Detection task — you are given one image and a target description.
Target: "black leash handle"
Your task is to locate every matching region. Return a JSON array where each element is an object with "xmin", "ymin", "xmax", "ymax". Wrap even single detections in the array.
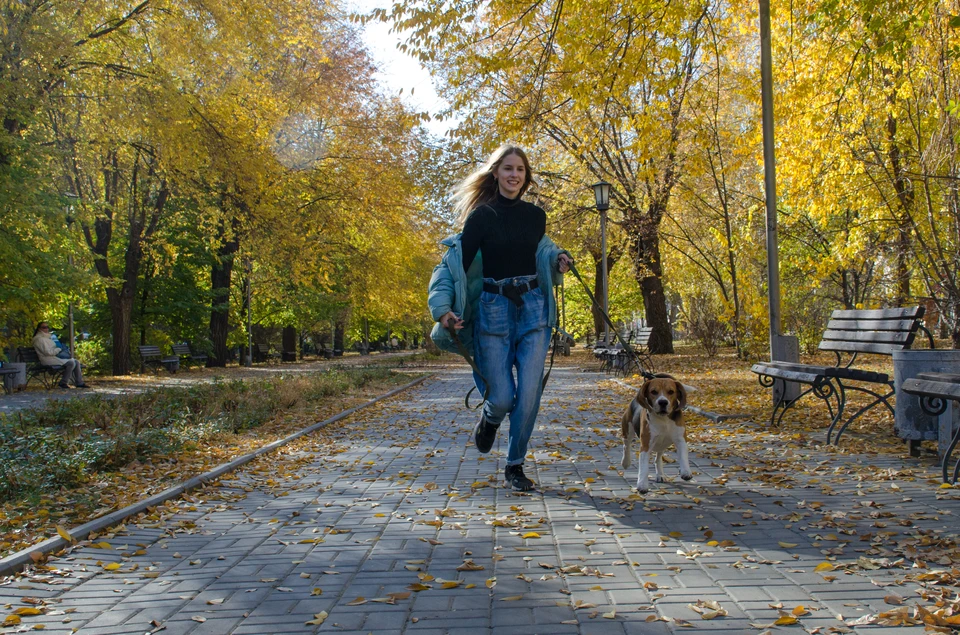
[{"xmin": 566, "ymin": 261, "xmax": 656, "ymax": 380}]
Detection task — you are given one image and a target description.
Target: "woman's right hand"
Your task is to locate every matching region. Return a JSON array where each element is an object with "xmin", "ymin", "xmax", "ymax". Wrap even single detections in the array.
[{"xmin": 440, "ymin": 312, "xmax": 464, "ymax": 331}]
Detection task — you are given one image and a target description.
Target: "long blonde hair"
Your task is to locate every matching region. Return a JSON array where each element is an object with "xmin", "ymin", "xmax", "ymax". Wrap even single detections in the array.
[{"xmin": 451, "ymin": 145, "xmax": 535, "ymax": 228}]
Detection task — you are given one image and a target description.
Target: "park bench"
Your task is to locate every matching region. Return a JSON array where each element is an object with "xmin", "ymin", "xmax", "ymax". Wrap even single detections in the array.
[
  {"xmin": 16, "ymin": 347, "xmax": 67, "ymax": 388},
  {"xmin": 171, "ymin": 343, "xmax": 208, "ymax": 368},
  {"xmin": 254, "ymin": 343, "xmax": 280, "ymax": 363},
  {"xmin": 903, "ymin": 373, "xmax": 960, "ymax": 484},
  {"xmin": 138, "ymin": 345, "xmax": 180, "ymax": 374},
  {"xmin": 593, "ymin": 327, "xmax": 654, "ymax": 377},
  {"xmin": 751, "ymin": 307, "xmax": 932, "ymax": 445}
]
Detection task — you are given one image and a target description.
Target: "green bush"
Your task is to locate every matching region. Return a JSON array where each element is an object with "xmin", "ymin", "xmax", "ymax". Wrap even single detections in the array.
[{"xmin": 0, "ymin": 367, "xmax": 402, "ymax": 503}]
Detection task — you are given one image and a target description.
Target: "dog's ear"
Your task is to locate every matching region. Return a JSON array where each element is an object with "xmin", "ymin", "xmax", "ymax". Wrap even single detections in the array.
[
  {"xmin": 636, "ymin": 381, "xmax": 653, "ymax": 411},
  {"xmin": 674, "ymin": 380, "xmax": 687, "ymax": 415}
]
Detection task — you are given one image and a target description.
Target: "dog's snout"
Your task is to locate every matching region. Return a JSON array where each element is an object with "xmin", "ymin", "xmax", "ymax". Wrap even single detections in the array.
[{"xmin": 656, "ymin": 397, "xmax": 669, "ymax": 409}]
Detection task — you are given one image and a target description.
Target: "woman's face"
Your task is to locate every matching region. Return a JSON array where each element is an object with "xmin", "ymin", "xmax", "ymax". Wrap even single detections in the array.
[{"xmin": 494, "ymin": 153, "xmax": 527, "ymax": 199}]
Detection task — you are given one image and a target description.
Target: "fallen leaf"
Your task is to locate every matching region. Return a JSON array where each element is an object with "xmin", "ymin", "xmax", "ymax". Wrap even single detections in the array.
[{"xmin": 305, "ymin": 611, "xmax": 328, "ymax": 626}]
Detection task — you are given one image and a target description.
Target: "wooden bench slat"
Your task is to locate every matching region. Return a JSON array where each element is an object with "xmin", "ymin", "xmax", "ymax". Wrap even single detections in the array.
[
  {"xmin": 917, "ymin": 372, "xmax": 960, "ymax": 383},
  {"xmin": 751, "ymin": 363, "xmax": 823, "ymax": 383},
  {"xmin": 754, "ymin": 361, "xmax": 888, "ymax": 383},
  {"xmin": 830, "ymin": 307, "xmax": 923, "ymax": 320},
  {"xmin": 819, "ymin": 340, "xmax": 914, "ymax": 356},
  {"xmin": 903, "ymin": 379, "xmax": 960, "ymax": 401},
  {"xmin": 820, "ymin": 329, "xmax": 914, "ymax": 345},
  {"xmin": 826, "ymin": 318, "xmax": 921, "ymax": 332}
]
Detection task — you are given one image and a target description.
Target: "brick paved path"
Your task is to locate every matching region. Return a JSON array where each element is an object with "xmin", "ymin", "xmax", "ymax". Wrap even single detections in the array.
[{"xmin": 2, "ymin": 369, "xmax": 956, "ymax": 634}]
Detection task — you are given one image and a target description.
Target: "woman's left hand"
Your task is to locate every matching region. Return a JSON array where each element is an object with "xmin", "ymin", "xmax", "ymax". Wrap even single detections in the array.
[{"xmin": 557, "ymin": 253, "xmax": 572, "ymax": 273}]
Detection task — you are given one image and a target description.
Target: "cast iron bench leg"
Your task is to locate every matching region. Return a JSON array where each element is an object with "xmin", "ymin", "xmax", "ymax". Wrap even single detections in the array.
[{"xmin": 829, "ymin": 381, "xmax": 895, "ymax": 446}]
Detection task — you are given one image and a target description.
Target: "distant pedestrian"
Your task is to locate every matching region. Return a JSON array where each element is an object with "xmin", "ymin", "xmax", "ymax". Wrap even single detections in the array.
[
  {"xmin": 428, "ymin": 144, "xmax": 571, "ymax": 491},
  {"xmin": 32, "ymin": 322, "xmax": 88, "ymax": 389}
]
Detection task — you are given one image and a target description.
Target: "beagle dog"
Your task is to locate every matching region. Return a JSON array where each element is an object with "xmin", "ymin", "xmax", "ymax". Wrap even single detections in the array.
[{"xmin": 620, "ymin": 374, "xmax": 691, "ymax": 493}]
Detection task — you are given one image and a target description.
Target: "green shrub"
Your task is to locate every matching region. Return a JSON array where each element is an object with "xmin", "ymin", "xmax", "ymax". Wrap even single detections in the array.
[{"xmin": 0, "ymin": 367, "xmax": 405, "ymax": 503}]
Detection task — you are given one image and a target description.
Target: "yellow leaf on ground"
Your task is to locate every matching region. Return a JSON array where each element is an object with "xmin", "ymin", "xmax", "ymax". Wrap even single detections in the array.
[
  {"xmin": 457, "ymin": 560, "xmax": 485, "ymax": 571},
  {"xmin": 774, "ymin": 616, "xmax": 798, "ymax": 625},
  {"xmin": 14, "ymin": 608, "xmax": 42, "ymax": 616},
  {"xmin": 56, "ymin": 526, "xmax": 74, "ymax": 544},
  {"xmin": 305, "ymin": 611, "xmax": 328, "ymax": 626},
  {"xmin": 522, "ymin": 532, "xmax": 541, "ymax": 539},
  {"xmin": 103, "ymin": 563, "xmax": 121, "ymax": 571},
  {"xmin": 778, "ymin": 542, "xmax": 797, "ymax": 548},
  {"xmin": 814, "ymin": 562, "xmax": 834, "ymax": 572}
]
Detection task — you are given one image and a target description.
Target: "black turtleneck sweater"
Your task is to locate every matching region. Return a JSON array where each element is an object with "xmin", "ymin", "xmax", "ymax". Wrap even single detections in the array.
[{"xmin": 461, "ymin": 192, "xmax": 546, "ymax": 281}]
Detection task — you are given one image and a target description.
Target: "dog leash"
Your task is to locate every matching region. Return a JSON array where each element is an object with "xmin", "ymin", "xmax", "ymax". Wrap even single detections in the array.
[
  {"xmin": 446, "ymin": 324, "xmax": 490, "ymax": 409},
  {"xmin": 447, "ymin": 316, "xmax": 562, "ymax": 410},
  {"xmin": 566, "ymin": 260, "xmax": 656, "ymax": 381}
]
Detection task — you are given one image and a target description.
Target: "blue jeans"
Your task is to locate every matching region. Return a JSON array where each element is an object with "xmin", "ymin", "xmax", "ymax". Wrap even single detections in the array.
[{"xmin": 474, "ymin": 275, "xmax": 551, "ymax": 466}]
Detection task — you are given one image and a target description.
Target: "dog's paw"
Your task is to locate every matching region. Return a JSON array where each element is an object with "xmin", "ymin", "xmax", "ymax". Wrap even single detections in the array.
[
  {"xmin": 654, "ymin": 475, "xmax": 666, "ymax": 483},
  {"xmin": 621, "ymin": 455, "xmax": 631, "ymax": 469},
  {"xmin": 636, "ymin": 480, "xmax": 649, "ymax": 493},
  {"xmin": 680, "ymin": 471, "xmax": 693, "ymax": 481}
]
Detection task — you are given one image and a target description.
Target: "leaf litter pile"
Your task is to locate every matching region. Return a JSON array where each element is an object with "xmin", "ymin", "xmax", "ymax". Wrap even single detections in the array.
[{"xmin": 2, "ymin": 345, "xmax": 960, "ymax": 633}]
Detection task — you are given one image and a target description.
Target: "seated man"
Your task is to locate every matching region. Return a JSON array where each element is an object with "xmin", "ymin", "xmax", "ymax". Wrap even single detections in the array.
[{"xmin": 32, "ymin": 322, "xmax": 88, "ymax": 389}]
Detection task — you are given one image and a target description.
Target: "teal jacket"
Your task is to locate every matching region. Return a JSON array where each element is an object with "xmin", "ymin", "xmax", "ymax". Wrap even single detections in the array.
[{"xmin": 427, "ymin": 233, "xmax": 568, "ymax": 354}]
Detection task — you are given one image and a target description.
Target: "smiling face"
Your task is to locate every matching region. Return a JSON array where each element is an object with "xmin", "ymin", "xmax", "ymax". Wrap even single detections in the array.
[{"xmin": 494, "ymin": 152, "xmax": 528, "ymax": 199}]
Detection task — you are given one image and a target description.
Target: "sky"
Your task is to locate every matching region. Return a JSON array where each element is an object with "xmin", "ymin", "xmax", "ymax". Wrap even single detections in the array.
[{"xmin": 351, "ymin": 0, "xmax": 452, "ymax": 136}]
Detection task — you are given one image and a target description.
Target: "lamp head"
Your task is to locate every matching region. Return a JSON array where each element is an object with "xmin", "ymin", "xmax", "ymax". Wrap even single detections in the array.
[{"xmin": 592, "ymin": 181, "xmax": 611, "ymax": 211}]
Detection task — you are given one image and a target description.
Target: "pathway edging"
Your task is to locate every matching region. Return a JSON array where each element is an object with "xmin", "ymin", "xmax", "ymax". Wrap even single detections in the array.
[{"xmin": 0, "ymin": 373, "xmax": 431, "ymax": 578}]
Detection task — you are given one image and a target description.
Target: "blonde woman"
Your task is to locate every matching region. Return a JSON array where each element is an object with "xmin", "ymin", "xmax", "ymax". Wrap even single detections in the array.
[{"xmin": 428, "ymin": 145, "xmax": 571, "ymax": 491}]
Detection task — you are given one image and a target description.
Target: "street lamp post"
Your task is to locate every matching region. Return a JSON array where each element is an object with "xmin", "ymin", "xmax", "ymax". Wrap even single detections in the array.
[
  {"xmin": 592, "ymin": 181, "xmax": 611, "ymax": 345},
  {"xmin": 64, "ymin": 193, "xmax": 79, "ymax": 357},
  {"xmin": 245, "ymin": 258, "xmax": 253, "ymax": 367}
]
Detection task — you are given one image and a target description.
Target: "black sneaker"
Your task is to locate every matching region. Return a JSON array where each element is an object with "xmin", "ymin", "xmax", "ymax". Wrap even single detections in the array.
[
  {"xmin": 505, "ymin": 464, "xmax": 535, "ymax": 492},
  {"xmin": 473, "ymin": 414, "xmax": 499, "ymax": 453}
]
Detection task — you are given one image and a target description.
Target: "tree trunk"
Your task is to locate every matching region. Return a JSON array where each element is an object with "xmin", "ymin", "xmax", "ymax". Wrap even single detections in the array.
[
  {"xmin": 208, "ymin": 225, "xmax": 239, "ymax": 367},
  {"xmin": 953, "ymin": 301, "xmax": 960, "ymax": 349},
  {"xmin": 334, "ymin": 319, "xmax": 345, "ymax": 351},
  {"xmin": 108, "ymin": 286, "xmax": 136, "ymax": 375},
  {"xmin": 633, "ymin": 224, "xmax": 673, "ymax": 354},
  {"xmin": 886, "ymin": 107, "xmax": 913, "ymax": 306},
  {"xmin": 588, "ymin": 245, "xmax": 621, "ymax": 341}
]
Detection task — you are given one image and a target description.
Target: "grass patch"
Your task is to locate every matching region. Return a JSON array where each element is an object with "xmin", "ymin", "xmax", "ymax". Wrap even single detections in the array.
[{"xmin": 0, "ymin": 367, "xmax": 399, "ymax": 504}]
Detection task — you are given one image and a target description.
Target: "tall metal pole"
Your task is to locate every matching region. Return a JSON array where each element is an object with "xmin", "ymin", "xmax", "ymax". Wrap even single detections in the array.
[
  {"xmin": 67, "ymin": 254, "xmax": 76, "ymax": 357},
  {"xmin": 600, "ymin": 209, "xmax": 610, "ymax": 345},
  {"xmin": 759, "ymin": 0, "xmax": 782, "ymax": 346},
  {"xmin": 245, "ymin": 258, "xmax": 253, "ymax": 367}
]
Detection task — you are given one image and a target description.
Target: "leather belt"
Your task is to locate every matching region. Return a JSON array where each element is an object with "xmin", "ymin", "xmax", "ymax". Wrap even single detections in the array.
[{"xmin": 482, "ymin": 279, "xmax": 538, "ymax": 307}]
